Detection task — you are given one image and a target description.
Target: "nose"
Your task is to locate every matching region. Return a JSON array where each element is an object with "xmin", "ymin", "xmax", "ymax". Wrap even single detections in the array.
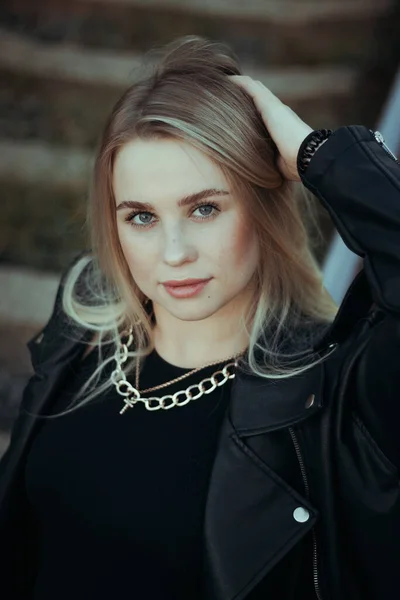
[{"xmin": 162, "ymin": 224, "xmax": 198, "ymax": 267}]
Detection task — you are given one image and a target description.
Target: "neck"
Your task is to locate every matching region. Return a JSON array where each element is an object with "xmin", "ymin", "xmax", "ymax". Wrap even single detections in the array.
[{"xmin": 152, "ymin": 295, "xmax": 253, "ymax": 369}]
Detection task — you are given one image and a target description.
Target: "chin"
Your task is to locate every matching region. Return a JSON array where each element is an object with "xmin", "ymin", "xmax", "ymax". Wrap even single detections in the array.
[{"xmin": 166, "ymin": 302, "xmax": 222, "ymax": 322}]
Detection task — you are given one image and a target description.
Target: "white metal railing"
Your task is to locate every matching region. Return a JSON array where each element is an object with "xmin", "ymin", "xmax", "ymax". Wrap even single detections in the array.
[{"xmin": 322, "ymin": 66, "xmax": 400, "ymax": 304}]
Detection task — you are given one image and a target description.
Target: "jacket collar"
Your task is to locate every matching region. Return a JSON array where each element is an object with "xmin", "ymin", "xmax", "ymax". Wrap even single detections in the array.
[
  {"xmin": 229, "ymin": 268, "xmax": 373, "ymax": 436},
  {"xmin": 230, "ymin": 357, "xmax": 325, "ymax": 436}
]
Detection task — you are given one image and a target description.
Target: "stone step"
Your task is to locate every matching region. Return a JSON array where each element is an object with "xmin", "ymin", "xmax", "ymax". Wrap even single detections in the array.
[
  {"xmin": 0, "ymin": 70, "xmax": 355, "ymax": 148},
  {"xmin": 0, "ymin": 28, "xmax": 359, "ymax": 93},
  {"xmin": 0, "ymin": 138, "xmax": 92, "ymax": 189},
  {"xmin": 0, "ymin": 138, "xmax": 90, "ymax": 271},
  {"xmin": 0, "ymin": 265, "xmax": 60, "ymax": 328},
  {"xmin": 0, "ymin": 30, "xmax": 360, "ymax": 149},
  {"xmin": 2, "ymin": 0, "xmax": 395, "ymax": 66},
  {"xmin": 75, "ymin": 0, "xmax": 394, "ymax": 22},
  {"xmin": 0, "ymin": 29, "xmax": 143, "ymax": 88}
]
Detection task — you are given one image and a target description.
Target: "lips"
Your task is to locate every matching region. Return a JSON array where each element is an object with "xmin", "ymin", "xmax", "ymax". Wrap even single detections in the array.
[
  {"xmin": 162, "ymin": 278, "xmax": 210, "ymax": 287},
  {"xmin": 161, "ymin": 278, "xmax": 212, "ymax": 299}
]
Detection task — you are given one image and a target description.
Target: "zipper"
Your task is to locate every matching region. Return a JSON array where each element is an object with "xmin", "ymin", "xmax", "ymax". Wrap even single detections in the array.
[
  {"xmin": 289, "ymin": 427, "xmax": 323, "ymax": 600},
  {"xmin": 371, "ymin": 130, "xmax": 399, "ymax": 162}
]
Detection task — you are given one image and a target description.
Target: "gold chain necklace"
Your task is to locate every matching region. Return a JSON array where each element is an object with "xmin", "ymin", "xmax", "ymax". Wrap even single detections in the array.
[{"xmin": 111, "ymin": 325, "xmax": 239, "ymax": 414}]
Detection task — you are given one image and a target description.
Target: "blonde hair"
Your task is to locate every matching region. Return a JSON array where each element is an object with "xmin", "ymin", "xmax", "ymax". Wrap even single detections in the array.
[{"xmin": 60, "ymin": 36, "xmax": 338, "ymax": 411}]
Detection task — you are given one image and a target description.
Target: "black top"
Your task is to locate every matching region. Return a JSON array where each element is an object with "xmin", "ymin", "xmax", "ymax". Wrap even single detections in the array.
[{"xmin": 25, "ymin": 345, "xmax": 233, "ymax": 600}]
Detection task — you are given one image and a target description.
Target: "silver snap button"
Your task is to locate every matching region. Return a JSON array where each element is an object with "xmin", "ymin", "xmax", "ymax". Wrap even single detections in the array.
[
  {"xmin": 293, "ymin": 507, "xmax": 310, "ymax": 523},
  {"xmin": 305, "ymin": 394, "xmax": 315, "ymax": 409}
]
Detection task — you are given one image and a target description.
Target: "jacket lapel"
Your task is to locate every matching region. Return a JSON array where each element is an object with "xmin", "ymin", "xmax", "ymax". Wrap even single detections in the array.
[{"xmin": 202, "ymin": 363, "xmax": 325, "ymax": 600}]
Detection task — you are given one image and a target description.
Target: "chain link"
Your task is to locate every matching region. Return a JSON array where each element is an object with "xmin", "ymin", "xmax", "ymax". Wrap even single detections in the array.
[
  {"xmin": 118, "ymin": 361, "xmax": 236, "ymax": 414},
  {"xmin": 112, "ymin": 325, "xmax": 237, "ymax": 414}
]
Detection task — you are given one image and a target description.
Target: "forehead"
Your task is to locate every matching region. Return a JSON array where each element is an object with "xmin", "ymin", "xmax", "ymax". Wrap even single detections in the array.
[{"xmin": 113, "ymin": 138, "xmax": 229, "ymax": 202}]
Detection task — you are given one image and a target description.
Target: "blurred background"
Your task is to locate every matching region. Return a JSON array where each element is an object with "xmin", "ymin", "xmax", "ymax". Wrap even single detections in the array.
[{"xmin": 1, "ymin": 0, "xmax": 399, "ymax": 453}]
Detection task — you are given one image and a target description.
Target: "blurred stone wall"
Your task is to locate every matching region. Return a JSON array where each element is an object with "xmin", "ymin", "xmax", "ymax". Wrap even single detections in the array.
[
  {"xmin": 0, "ymin": 0, "xmax": 399, "ymax": 444},
  {"xmin": 1, "ymin": 0, "xmax": 398, "ymax": 273}
]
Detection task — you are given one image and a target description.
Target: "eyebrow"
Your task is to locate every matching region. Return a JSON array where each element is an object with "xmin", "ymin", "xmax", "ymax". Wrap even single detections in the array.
[{"xmin": 116, "ymin": 188, "xmax": 229, "ymax": 212}]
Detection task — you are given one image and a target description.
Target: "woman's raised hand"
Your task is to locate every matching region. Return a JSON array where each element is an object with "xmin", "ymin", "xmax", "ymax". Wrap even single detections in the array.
[{"xmin": 231, "ymin": 76, "xmax": 313, "ymax": 182}]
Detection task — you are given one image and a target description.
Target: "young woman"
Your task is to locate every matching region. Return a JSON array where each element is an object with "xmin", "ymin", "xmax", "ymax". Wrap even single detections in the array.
[{"xmin": 0, "ymin": 37, "xmax": 399, "ymax": 600}]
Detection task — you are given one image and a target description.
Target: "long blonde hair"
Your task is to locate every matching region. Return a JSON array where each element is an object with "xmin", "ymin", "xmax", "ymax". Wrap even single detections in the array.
[{"xmin": 61, "ymin": 36, "xmax": 338, "ymax": 410}]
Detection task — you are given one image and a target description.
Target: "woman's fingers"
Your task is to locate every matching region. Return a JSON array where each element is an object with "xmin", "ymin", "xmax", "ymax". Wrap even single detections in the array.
[{"xmin": 230, "ymin": 75, "xmax": 313, "ymax": 181}]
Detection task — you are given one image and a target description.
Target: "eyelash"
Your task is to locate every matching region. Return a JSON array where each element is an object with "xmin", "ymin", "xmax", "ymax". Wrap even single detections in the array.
[{"xmin": 124, "ymin": 202, "xmax": 221, "ymax": 229}]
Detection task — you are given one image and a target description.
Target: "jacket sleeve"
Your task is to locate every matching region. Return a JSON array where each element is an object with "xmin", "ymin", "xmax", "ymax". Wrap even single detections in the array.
[
  {"xmin": 301, "ymin": 125, "xmax": 400, "ymax": 467},
  {"xmin": 0, "ymin": 249, "xmax": 91, "ymax": 475},
  {"xmin": 0, "ymin": 251, "xmax": 92, "ymax": 597}
]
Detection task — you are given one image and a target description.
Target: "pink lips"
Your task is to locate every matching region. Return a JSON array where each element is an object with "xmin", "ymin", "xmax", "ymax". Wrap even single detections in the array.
[{"xmin": 162, "ymin": 278, "xmax": 212, "ymax": 299}]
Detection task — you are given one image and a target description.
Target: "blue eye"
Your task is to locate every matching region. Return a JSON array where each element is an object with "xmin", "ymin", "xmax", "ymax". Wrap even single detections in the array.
[
  {"xmin": 135, "ymin": 213, "xmax": 154, "ymax": 224},
  {"xmin": 196, "ymin": 205, "xmax": 213, "ymax": 216},
  {"xmin": 125, "ymin": 211, "xmax": 155, "ymax": 227},
  {"xmin": 192, "ymin": 203, "xmax": 219, "ymax": 219}
]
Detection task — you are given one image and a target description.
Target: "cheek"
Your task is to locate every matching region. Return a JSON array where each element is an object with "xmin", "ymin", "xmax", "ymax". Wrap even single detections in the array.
[
  {"xmin": 118, "ymin": 227, "xmax": 156, "ymax": 282},
  {"xmin": 214, "ymin": 218, "xmax": 258, "ymax": 274}
]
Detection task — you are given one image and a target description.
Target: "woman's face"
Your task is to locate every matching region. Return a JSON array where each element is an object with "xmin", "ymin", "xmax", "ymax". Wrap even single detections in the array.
[{"xmin": 114, "ymin": 138, "xmax": 259, "ymax": 323}]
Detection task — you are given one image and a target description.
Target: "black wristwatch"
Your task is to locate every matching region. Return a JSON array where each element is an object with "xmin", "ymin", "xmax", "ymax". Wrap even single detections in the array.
[
  {"xmin": 297, "ymin": 129, "xmax": 333, "ymax": 175},
  {"xmin": 297, "ymin": 127, "xmax": 399, "ymax": 176}
]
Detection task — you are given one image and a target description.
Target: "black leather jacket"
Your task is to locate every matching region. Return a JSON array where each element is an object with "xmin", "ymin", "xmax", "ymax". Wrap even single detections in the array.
[{"xmin": 0, "ymin": 126, "xmax": 399, "ymax": 600}]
